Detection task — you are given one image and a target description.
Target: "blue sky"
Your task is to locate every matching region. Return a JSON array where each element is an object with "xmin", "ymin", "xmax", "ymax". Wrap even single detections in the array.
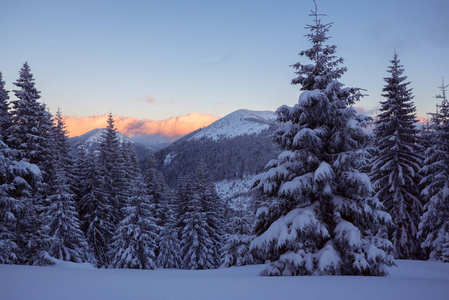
[{"xmin": 1, "ymin": 0, "xmax": 448, "ymax": 127}]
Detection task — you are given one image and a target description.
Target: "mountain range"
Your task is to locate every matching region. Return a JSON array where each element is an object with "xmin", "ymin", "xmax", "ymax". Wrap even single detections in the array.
[
  {"xmin": 69, "ymin": 109, "xmax": 281, "ymax": 186},
  {"xmin": 68, "ymin": 128, "xmax": 153, "ymax": 163}
]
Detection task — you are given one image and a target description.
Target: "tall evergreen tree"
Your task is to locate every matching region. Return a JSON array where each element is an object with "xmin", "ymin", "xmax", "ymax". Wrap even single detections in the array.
[
  {"xmin": 52, "ymin": 109, "xmax": 76, "ymax": 182},
  {"xmin": 145, "ymin": 152, "xmax": 168, "ymax": 228},
  {"xmin": 73, "ymin": 146, "xmax": 89, "ymax": 204},
  {"xmin": 0, "ymin": 72, "xmax": 10, "ymax": 136},
  {"xmin": 222, "ymin": 204, "xmax": 255, "ymax": 268},
  {"xmin": 0, "ymin": 138, "xmax": 41, "ymax": 264},
  {"xmin": 109, "ymin": 180, "xmax": 158, "ymax": 269},
  {"xmin": 419, "ymin": 79, "xmax": 449, "ymax": 262},
  {"xmin": 6, "ymin": 63, "xmax": 52, "ymax": 168},
  {"xmin": 79, "ymin": 154, "xmax": 113, "ymax": 267},
  {"xmin": 6, "ymin": 63, "xmax": 54, "ymax": 265},
  {"xmin": 250, "ymin": 2, "xmax": 394, "ymax": 276},
  {"xmin": 180, "ymin": 185, "xmax": 214, "ymax": 270},
  {"xmin": 109, "ymin": 143, "xmax": 159, "ymax": 269},
  {"xmin": 45, "ymin": 110, "xmax": 89, "ymax": 262},
  {"xmin": 370, "ymin": 53, "xmax": 423, "ymax": 259},
  {"xmin": 177, "ymin": 175, "xmax": 215, "ymax": 269},
  {"xmin": 194, "ymin": 162, "xmax": 224, "ymax": 267},
  {"xmin": 98, "ymin": 113, "xmax": 125, "ymax": 227},
  {"xmin": 45, "ymin": 163, "xmax": 90, "ymax": 262},
  {"xmin": 156, "ymin": 204, "xmax": 182, "ymax": 269}
]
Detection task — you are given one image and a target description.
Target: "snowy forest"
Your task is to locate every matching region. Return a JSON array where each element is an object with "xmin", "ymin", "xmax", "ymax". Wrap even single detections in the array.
[{"xmin": 1, "ymin": 3, "xmax": 449, "ymax": 277}]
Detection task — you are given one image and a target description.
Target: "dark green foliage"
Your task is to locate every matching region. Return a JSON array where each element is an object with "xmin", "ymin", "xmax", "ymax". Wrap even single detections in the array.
[
  {"xmin": 371, "ymin": 53, "xmax": 423, "ymax": 259},
  {"xmin": 0, "ymin": 72, "xmax": 10, "ymax": 136},
  {"xmin": 251, "ymin": 4, "xmax": 394, "ymax": 276},
  {"xmin": 79, "ymin": 155, "xmax": 113, "ymax": 267},
  {"xmin": 419, "ymin": 79, "xmax": 449, "ymax": 262},
  {"xmin": 156, "ymin": 129, "xmax": 280, "ymax": 187}
]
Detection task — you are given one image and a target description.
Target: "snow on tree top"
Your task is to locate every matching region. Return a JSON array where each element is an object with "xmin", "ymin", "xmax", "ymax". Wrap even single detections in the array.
[{"xmin": 188, "ymin": 109, "xmax": 276, "ymax": 142}]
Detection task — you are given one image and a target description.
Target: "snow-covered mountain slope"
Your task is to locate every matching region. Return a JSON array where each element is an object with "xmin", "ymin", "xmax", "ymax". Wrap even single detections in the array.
[
  {"xmin": 189, "ymin": 109, "xmax": 276, "ymax": 141},
  {"xmin": 69, "ymin": 128, "xmax": 133, "ymax": 150},
  {"xmin": 215, "ymin": 177, "xmax": 253, "ymax": 211},
  {"xmin": 68, "ymin": 128, "xmax": 153, "ymax": 163},
  {"xmin": 155, "ymin": 109, "xmax": 280, "ymax": 187}
]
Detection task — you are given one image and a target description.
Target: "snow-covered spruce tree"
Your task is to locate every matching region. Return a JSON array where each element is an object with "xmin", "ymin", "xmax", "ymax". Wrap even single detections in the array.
[
  {"xmin": 194, "ymin": 162, "xmax": 224, "ymax": 267},
  {"xmin": 73, "ymin": 146, "xmax": 90, "ymax": 204},
  {"xmin": 250, "ymin": 3, "xmax": 394, "ymax": 276},
  {"xmin": 44, "ymin": 110, "xmax": 89, "ymax": 263},
  {"xmin": 6, "ymin": 63, "xmax": 54, "ymax": 266},
  {"xmin": 178, "ymin": 175, "xmax": 215, "ymax": 269},
  {"xmin": 0, "ymin": 136, "xmax": 42, "ymax": 264},
  {"xmin": 222, "ymin": 204, "xmax": 255, "ymax": 268},
  {"xmin": 145, "ymin": 152, "xmax": 169, "ymax": 228},
  {"xmin": 6, "ymin": 63, "xmax": 53, "ymax": 172},
  {"xmin": 52, "ymin": 109, "xmax": 77, "ymax": 186},
  {"xmin": 370, "ymin": 52, "xmax": 423, "ymax": 259},
  {"xmin": 79, "ymin": 154, "xmax": 113, "ymax": 267},
  {"xmin": 109, "ymin": 142, "xmax": 158, "ymax": 269},
  {"xmin": 156, "ymin": 204, "xmax": 182, "ymax": 269},
  {"xmin": 418, "ymin": 79, "xmax": 449, "ymax": 262},
  {"xmin": 0, "ymin": 72, "xmax": 10, "ymax": 136},
  {"xmin": 109, "ymin": 178, "xmax": 159, "ymax": 269},
  {"xmin": 98, "ymin": 113, "xmax": 126, "ymax": 227},
  {"xmin": 45, "ymin": 163, "xmax": 90, "ymax": 262}
]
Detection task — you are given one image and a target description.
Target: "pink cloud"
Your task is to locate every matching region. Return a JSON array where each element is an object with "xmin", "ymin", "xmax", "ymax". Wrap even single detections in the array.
[
  {"xmin": 146, "ymin": 96, "xmax": 156, "ymax": 104},
  {"xmin": 62, "ymin": 113, "xmax": 219, "ymax": 138}
]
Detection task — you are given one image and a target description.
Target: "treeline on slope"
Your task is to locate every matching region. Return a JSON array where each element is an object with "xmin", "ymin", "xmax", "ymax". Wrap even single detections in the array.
[
  {"xmin": 0, "ymin": 63, "xmax": 255, "ymax": 269},
  {"xmin": 155, "ymin": 131, "xmax": 281, "ymax": 187}
]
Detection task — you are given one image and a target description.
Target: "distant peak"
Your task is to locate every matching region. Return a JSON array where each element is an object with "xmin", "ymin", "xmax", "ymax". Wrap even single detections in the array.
[{"xmin": 188, "ymin": 109, "xmax": 276, "ymax": 141}]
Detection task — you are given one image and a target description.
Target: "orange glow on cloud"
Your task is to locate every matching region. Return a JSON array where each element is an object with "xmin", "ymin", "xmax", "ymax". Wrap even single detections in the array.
[{"xmin": 62, "ymin": 113, "xmax": 219, "ymax": 138}]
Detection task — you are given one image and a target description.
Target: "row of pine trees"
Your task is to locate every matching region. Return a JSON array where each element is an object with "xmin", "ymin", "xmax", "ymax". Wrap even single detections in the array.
[
  {"xmin": 1, "ymin": 2, "xmax": 448, "ymax": 276},
  {"xmin": 0, "ymin": 63, "xmax": 231, "ymax": 269}
]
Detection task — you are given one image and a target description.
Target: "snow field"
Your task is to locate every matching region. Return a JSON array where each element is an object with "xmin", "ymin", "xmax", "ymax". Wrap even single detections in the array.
[{"xmin": 1, "ymin": 260, "xmax": 449, "ymax": 300}]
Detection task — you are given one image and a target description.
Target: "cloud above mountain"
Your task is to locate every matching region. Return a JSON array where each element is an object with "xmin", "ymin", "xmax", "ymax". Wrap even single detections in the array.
[{"xmin": 62, "ymin": 113, "xmax": 219, "ymax": 140}]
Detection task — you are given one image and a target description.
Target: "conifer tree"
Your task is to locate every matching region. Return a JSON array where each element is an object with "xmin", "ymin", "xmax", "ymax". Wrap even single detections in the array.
[
  {"xmin": 0, "ymin": 137, "xmax": 41, "ymax": 264},
  {"xmin": 222, "ymin": 204, "xmax": 255, "ymax": 268},
  {"xmin": 145, "ymin": 152, "xmax": 168, "ymax": 227},
  {"xmin": 52, "ymin": 109, "xmax": 76, "ymax": 182},
  {"xmin": 79, "ymin": 154, "xmax": 113, "ymax": 267},
  {"xmin": 419, "ymin": 79, "xmax": 449, "ymax": 262},
  {"xmin": 6, "ymin": 63, "xmax": 53, "ymax": 169},
  {"xmin": 73, "ymin": 146, "xmax": 89, "ymax": 204},
  {"xmin": 98, "ymin": 113, "xmax": 125, "ymax": 227},
  {"xmin": 45, "ymin": 163, "xmax": 90, "ymax": 262},
  {"xmin": 109, "ymin": 143, "xmax": 159, "ymax": 269},
  {"xmin": 156, "ymin": 204, "xmax": 182, "ymax": 269},
  {"xmin": 194, "ymin": 162, "xmax": 224, "ymax": 267},
  {"xmin": 250, "ymin": 2, "xmax": 394, "ymax": 276},
  {"xmin": 6, "ymin": 63, "xmax": 54, "ymax": 265},
  {"xmin": 370, "ymin": 53, "xmax": 423, "ymax": 259},
  {"xmin": 109, "ymin": 179, "xmax": 158, "ymax": 269},
  {"xmin": 0, "ymin": 72, "xmax": 10, "ymax": 136},
  {"xmin": 177, "ymin": 176, "xmax": 215, "ymax": 269},
  {"xmin": 45, "ymin": 110, "xmax": 89, "ymax": 262},
  {"xmin": 180, "ymin": 190, "xmax": 214, "ymax": 269}
]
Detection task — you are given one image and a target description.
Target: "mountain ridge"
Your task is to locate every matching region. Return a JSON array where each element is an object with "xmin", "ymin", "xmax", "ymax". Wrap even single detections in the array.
[{"xmin": 155, "ymin": 109, "xmax": 280, "ymax": 187}]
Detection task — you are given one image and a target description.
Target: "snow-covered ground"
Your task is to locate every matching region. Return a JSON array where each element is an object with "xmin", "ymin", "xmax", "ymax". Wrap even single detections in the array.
[
  {"xmin": 215, "ymin": 177, "xmax": 253, "ymax": 210},
  {"xmin": 1, "ymin": 260, "xmax": 448, "ymax": 300}
]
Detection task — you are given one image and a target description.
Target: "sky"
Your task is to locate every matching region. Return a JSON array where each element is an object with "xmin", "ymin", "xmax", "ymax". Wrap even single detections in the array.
[{"xmin": 1, "ymin": 0, "xmax": 448, "ymax": 137}]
